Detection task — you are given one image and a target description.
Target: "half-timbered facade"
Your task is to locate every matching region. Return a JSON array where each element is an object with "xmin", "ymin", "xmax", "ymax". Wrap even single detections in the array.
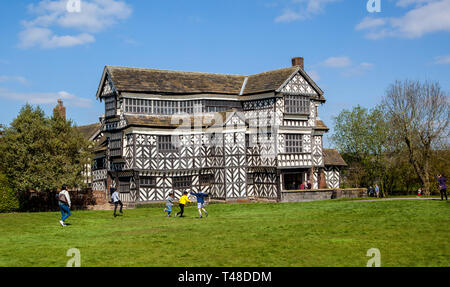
[{"xmin": 89, "ymin": 57, "xmax": 346, "ymax": 203}]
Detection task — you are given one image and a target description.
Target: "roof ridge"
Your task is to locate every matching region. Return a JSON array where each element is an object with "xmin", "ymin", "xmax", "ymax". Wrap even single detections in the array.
[
  {"xmin": 106, "ymin": 65, "xmax": 246, "ymax": 78},
  {"xmin": 106, "ymin": 65, "xmax": 299, "ymax": 78},
  {"xmin": 247, "ymin": 66, "xmax": 298, "ymax": 77}
]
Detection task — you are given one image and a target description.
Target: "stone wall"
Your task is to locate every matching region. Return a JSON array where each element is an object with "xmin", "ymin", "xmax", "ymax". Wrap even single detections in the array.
[
  {"xmin": 280, "ymin": 188, "xmax": 367, "ymax": 203},
  {"xmin": 92, "ymin": 190, "xmax": 108, "ymax": 205}
]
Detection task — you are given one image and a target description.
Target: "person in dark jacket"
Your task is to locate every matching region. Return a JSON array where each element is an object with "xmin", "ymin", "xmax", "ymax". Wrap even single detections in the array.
[{"xmin": 437, "ymin": 174, "xmax": 447, "ymax": 201}]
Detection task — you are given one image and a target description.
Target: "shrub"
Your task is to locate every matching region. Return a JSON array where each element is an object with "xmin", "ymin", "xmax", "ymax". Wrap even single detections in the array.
[{"xmin": 0, "ymin": 174, "xmax": 19, "ymax": 213}]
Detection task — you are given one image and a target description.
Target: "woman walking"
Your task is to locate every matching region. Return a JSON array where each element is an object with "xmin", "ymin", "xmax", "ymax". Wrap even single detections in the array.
[
  {"xmin": 437, "ymin": 174, "xmax": 447, "ymax": 201},
  {"xmin": 58, "ymin": 185, "xmax": 71, "ymax": 227}
]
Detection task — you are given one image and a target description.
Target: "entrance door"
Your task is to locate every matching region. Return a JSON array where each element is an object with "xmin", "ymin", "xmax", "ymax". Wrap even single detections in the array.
[{"xmin": 283, "ymin": 173, "xmax": 304, "ymax": 190}]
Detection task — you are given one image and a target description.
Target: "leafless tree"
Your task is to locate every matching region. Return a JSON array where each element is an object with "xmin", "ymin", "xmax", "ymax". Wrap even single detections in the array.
[{"xmin": 383, "ymin": 80, "xmax": 450, "ymax": 195}]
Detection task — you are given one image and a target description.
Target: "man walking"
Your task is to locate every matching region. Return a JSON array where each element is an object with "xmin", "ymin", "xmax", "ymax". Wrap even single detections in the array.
[
  {"xmin": 58, "ymin": 185, "xmax": 71, "ymax": 227},
  {"xmin": 111, "ymin": 187, "xmax": 123, "ymax": 217}
]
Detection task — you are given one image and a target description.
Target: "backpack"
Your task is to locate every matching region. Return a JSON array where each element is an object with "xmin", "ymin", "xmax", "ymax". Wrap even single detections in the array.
[{"xmin": 58, "ymin": 192, "xmax": 68, "ymax": 204}]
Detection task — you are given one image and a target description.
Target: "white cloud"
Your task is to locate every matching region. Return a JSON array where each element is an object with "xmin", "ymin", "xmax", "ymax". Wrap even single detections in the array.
[
  {"xmin": 19, "ymin": 27, "xmax": 95, "ymax": 49},
  {"xmin": 396, "ymin": 0, "xmax": 436, "ymax": 7},
  {"xmin": 19, "ymin": 0, "xmax": 132, "ymax": 49},
  {"xmin": 434, "ymin": 55, "xmax": 450, "ymax": 65},
  {"xmin": 275, "ymin": 9, "xmax": 302, "ymax": 23},
  {"xmin": 356, "ymin": 0, "xmax": 450, "ymax": 39},
  {"xmin": 0, "ymin": 88, "xmax": 92, "ymax": 108},
  {"xmin": 341, "ymin": 62, "xmax": 374, "ymax": 77},
  {"xmin": 320, "ymin": 57, "xmax": 373, "ymax": 77},
  {"xmin": 322, "ymin": 56, "xmax": 352, "ymax": 68},
  {"xmin": 274, "ymin": 0, "xmax": 340, "ymax": 23},
  {"xmin": 355, "ymin": 17, "xmax": 387, "ymax": 30},
  {"xmin": 0, "ymin": 76, "xmax": 28, "ymax": 85},
  {"xmin": 307, "ymin": 70, "xmax": 320, "ymax": 82}
]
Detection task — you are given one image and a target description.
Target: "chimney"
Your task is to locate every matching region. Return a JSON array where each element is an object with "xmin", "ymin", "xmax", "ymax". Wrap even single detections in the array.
[
  {"xmin": 292, "ymin": 57, "xmax": 304, "ymax": 69},
  {"xmin": 53, "ymin": 99, "xmax": 66, "ymax": 120}
]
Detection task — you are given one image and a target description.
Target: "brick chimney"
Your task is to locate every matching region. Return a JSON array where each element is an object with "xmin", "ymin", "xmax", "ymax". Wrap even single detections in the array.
[
  {"xmin": 292, "ymin": 57, "xmax": 304, "ymax": 69},
  {"xmin": 53, "ymin": 99, "xmax": 66, "ymax": 120}
]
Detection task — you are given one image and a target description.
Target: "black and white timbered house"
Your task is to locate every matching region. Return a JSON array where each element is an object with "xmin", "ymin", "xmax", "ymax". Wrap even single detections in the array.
[{"xmin": 89, "ymin": 57, "xmax": 347, "ymax": 203}]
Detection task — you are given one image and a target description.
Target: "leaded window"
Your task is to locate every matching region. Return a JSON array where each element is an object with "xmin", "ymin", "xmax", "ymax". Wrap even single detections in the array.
[
  {"xmin": 109, "ymin": 133, "xmax": 122, "ymax": 157},
  {"xmin": 124, "ymin": 98, "xmax": 151, "ymax": 114},
  {"xmin": 105, "ymin": 96, "xmax": 117, "ymax": 117},
  {"xmin": 285, "ymin": 95, "xmax": 310, "ymax": 114},
  {"xmin": 158, "ymin": 135, "xmax": 177, "ymax": 153},
  {"xmin": 285, "ymin": 134, "xmax": 303, "ymax": 154},
  {"xmin": 140, "ymin": 177, "xmax": 156, "ymax": 188},
  {"xmin": 200, "ymin": 174, "xmax": 214, "ymax": 186},
  {"xmin": 205, "ymin": 100, "xmax": 241, "ymax": 113},
  {"xmin": 173, "ymin": 176, "xmax": 192, "ymax": 189},
  {"xmin": 247, "ymin": 173, "xmax": 254, "ymax": 185},
  {"xmin": 119, "ymin": 178, "xmax": 130, "ymax": 193}
]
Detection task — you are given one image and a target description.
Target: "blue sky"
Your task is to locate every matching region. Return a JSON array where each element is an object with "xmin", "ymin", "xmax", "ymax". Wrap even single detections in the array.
[{"xmin": 0, "ymin": 0, "xmax": 449, "ymax": 147}]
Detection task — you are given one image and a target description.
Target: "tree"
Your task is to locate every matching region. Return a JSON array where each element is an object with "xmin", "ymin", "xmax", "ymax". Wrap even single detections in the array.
[
  {"xmin": 382, "ymin": 80, "xmax": 450, "ymax": 195},
  {"xmin": 330, "ymin": 105, "xmax": 391, "ymax": 195},
  {"xmin": 0, "ymin": 173, "xmax": 19, "ymax": 213},
  {"xmin": 0, "ymin": 104, "xmax": 92, "ymax": 196}
]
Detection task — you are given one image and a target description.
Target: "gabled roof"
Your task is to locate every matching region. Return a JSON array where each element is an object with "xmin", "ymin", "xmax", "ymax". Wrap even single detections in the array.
[
  {"xmin": 77, "ymin": 123, "xmax": 101, "ymax": 141},
  {"xmin": 244, "ymin": 67, "xmax": 298, "ymax": 95},
  {"xmin": 323, "ymin": 149, "xmax": 347, "ymax": 167},
  {"xmin": 97, "ymin": 64, "xmax": 324, "ymax": 99}
]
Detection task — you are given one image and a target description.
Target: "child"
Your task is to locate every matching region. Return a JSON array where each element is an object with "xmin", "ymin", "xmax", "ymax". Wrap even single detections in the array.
[
  {"xmin": 111, "ymin": 187, "xmax": 123, "ymax": 217},
  {"xmin": 175, "ymin": 191, "xmax": 192, "ymax": 218},
  {"xmin": 164, "ymin": 193, "xmax": 175, "ymax": 217},
  {"xmin": 190, "ymin": 192, "xmax": 209, "ymax": 218}
]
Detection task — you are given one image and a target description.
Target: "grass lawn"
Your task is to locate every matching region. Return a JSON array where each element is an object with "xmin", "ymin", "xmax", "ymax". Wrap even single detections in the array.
[{"xmin": 0, "ymin": 199, "xmax": 449, "ymax": 267}]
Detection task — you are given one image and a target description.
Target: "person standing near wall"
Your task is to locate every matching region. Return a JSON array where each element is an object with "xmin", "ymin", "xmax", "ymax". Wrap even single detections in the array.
[
  {"xmin": 57, "ymin": 185, "xmax": 71, "ymax": 227},
  {"xmin": 437, "ymin": 174, "xmax": 447, "ymax": 201}
]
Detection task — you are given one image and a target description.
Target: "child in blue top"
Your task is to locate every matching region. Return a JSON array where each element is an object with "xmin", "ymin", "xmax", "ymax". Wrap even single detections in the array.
[
  {"xmin": 190, "ymin": 192, "xmax": 209, "ymax": 218},
  {"xmin": 164, "ymin": 193, "xmax": 175, "ymax": 217}
]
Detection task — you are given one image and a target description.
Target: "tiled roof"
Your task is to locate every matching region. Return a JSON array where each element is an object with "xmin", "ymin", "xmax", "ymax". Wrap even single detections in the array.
[
  {"xmin": 77, "ymin": 123, "xmax": 101, "ymax": 140},
  {"xmin": 315, "ymin": 120, "xmax": 329, "ymax": 131},
  {"xmin": 243, "ymin": 67, "xmax": 298, "ymax": 95},
  {"xmin": 125, "ymin": 110, "xmax": 238, "ymax": 129},
  {"xmin": 107, "ymin": 66, "xmax": 246, "ymax": 95},
  {"xmin": 323, "ymin": 149, "xmax": 347, "ymax": 166},
  {"xmin": 104, "ymin": 66, "xmax": 316, "ymax": 97}
]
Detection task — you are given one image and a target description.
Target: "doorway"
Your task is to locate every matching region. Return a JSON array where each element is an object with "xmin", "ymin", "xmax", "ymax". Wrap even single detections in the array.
[{"xmin": 283, "ymin": 172, "xmax": 307, "ymax": 190}]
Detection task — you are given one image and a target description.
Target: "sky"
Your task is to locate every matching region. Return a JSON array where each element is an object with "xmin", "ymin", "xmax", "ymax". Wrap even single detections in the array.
[{"xmin": 0, "ymin": 0, "xmax": 449, "ymax": 148}]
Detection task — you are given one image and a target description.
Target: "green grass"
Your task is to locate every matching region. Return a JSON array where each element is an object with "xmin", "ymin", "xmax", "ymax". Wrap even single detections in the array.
[{"xmin": 0, "ymin": 199, "xmax": 449, "ymax": 267}]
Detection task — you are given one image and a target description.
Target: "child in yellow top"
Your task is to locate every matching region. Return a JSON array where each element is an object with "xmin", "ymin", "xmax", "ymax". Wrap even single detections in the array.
[{"xmin": 175, "ymin": 192, "xmax": 192, "ymax": 218}]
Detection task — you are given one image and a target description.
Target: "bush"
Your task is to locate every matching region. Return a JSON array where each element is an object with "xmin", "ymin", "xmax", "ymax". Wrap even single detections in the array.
[{"xmin": 0, "ymin": 174, "xmax": 19, "ymax": 213}]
